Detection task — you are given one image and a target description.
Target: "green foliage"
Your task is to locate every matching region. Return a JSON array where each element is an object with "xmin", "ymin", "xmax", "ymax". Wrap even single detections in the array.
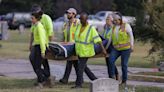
[
  {"xmin": 0, "ymin": 0, "xmax": 114, "ymax": 19},
  {"xmin": 114, "ymin": 0, "xmax": 143, "ymax": 16},
  {"xmin": 135, "ymin": 0, "xmax": 164, "ymax": 58}
]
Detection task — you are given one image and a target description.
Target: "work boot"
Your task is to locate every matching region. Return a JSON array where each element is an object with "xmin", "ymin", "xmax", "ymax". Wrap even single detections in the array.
[
  {"xmin": 44, "ymin": 76, "xmax": 55, "ymax": 88},
  {"xmin": 120, "ymin": 80, "xmax": 127, "ymax": 86},
  {"xmin": 109, "ymin": 76, "xmax": 116, "ymax": 80},
  {"xmin": 59, "ymin": 78, "xmax": 68, "ymax": 84},
  {"xmin": 35, "ymin": 82, "xmax": 44, "ymax": 89},
  {"xmin": 116, "ymin": 74, "xmax": 120, "ymax": 80}
]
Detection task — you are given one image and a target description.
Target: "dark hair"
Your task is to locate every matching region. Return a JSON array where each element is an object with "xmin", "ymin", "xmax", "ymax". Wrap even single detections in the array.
[
  {"xmin": 31, "ymin": 4, "xmax": 43, "ymax": 15},
  {"xmin": 80, "ymin": 11, "xmax": 88, "ymax": 19},
  {"xmin": 115, "ymin": 12, "xmax": 123, "ymax": 24},
  {"xmin": 80, "ymin": 11, "xmax": 89, "ymax": 16},
  {"xmin": 31, "ymin": 13, "xmax": 42, "ymax": 21}
]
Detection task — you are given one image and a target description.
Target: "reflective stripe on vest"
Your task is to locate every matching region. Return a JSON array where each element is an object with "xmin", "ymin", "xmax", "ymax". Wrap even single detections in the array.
[
  {"xmin": 75, "ymin": 26, "xmax": 93, "ymax": 44},
  {"xmin": 114, "ymin": 42, "xmax": 130, "ymax": 50}
]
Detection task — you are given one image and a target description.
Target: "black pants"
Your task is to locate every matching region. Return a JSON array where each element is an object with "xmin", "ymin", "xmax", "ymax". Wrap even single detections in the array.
[
  {"xmin": 62, "ymin": 60, "xmax": 97, "ymax": 81},
  {"xmin": 62, "ymin": 60, "xmax": 78, "ymax": 80},
  {"xmin": 75, "ymin": 57, "xmax": 97, "ymax": 86},
  {"xmin": 29, "ymin": 45, "xmax": 50, "ymax": 83}
]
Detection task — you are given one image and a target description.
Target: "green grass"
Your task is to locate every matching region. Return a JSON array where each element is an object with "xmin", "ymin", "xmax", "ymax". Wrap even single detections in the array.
[
  {"xmin": 0, "ymin": 30, "xmax": 160, "ymax": 68},
  {"xmin": 136, "ymin": 72, "xmax": 164, "ymax": 76},
  {"xmin": 119, "ymin": 85, "xmax": 164, "ymax": 92},
  {"xmin": 134, "ymin": 86, "xmax": 164, "ymax": 92},
  {"xmin": 0, "ymin": 30, "xmax": 29, "ymax": 59},
  {"xmin": 0, "ymin": 77, "xmax": 163, "ymax": 92},
  {"xmin": 0, "ymin": 77, "xmax": 89, "ymax": 92}
]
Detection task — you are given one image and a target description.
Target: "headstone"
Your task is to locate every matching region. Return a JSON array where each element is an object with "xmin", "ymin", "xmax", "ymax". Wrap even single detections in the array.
[
  {"xmin": 90, "ymin": 78, "xmax": 119, "ymax": 92},
  {"xmin": 159, "ymin": 61, "xmax": 164, "ymax": 71},
  {"xmin": 0, "ymin": 21, "xmax": 9, "ymax": 40},
  {"xmin": 18, "ymin": 24, "xmax": 25, "ymax": 34}
]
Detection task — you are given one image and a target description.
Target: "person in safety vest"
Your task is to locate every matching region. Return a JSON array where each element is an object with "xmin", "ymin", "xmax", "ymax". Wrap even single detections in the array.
[
  {"xmin": 60, "ymin": 8, "xmax": 99, "ymax": 84},
  {"xmin": 107, "ymin": 12, "xmax": 134, "ymax": 85},
  {"xmin": 72, "ymin": 12, "xmax": 107, "ymax": 88},
  {"xmin": 29, "ymin": 4, "xmax": 54, "ymax": 88},
  {"xmin": 59, "ymin": 8, "xmax": 80, "ymax": 84},
  {"xmin": 29, "ymin": 12, "xmax": 48, "ymax": 88},
  {"xmin": 102, "ymin": 14, "xmax": 119, "ymax": 80}
]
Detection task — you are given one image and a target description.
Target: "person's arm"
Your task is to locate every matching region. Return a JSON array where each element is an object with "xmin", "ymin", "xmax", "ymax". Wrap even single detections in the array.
[
  {"xmin": 92, "ymin": 26, "xmax": 107, "ymax": 56},
  {"xmin": 99, "ymin": 42, "xmax": 107, "ymax": 56},
  {"xmin": 126, "ymin": 24, "xmax": 134, "ymax": 52},
  {"xmin": 29, "ymin": 32, "xmax": 33, "ymax": 51},
  {"xmin": 105, "ymin": 36, "xmax": 112, "ymax": 49},
  {"xmin": 38, "ymin": 26, "xmax": 46, "ymax": 58},
  {"xmin": 45, "ymin": 15, "xmax": 54, "ymax": 41}
]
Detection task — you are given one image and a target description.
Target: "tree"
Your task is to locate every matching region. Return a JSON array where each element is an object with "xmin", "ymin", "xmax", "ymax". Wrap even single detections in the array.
[
  {"xmin": 0, "ymin": 0, "xmax": 55, "ymax": 18},
  {"xmin": 136, "ymin": 0, "xmax": 164, "ymax": 58},
  {"xmin": 114, "ymin": 0, "xmax": 143, "ymax": 16}
]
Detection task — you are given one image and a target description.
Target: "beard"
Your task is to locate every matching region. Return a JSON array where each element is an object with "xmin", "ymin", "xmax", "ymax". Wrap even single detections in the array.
[{"xmin": 67, "ymin": 16, "xmax": 73, "ymax": 20}]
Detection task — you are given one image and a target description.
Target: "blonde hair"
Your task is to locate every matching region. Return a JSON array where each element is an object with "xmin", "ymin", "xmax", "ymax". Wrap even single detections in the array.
[{"xmin": 106, "ymin": 14, "xmax": 113, "ymax": 21}]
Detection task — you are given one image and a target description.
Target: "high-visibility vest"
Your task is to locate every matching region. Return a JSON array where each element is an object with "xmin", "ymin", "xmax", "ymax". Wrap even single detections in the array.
[
  {"xmin": 75, "ymin": 24, "xmax": 102, "ymax": 57},
  {"xmin": 63, "ymin": 19, "xmax": 79, "ymax": 42},
  {"xmin": 112, "ymin": 23, "xmax": 131, "ymax": 50},
  {"xmin": 102, "ymin": 26, "xmax": 112, "ymax": 39}
]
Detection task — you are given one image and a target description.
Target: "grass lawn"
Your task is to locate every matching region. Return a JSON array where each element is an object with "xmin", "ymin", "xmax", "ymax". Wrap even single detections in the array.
[
  {"xmin": 0, "ymin": 77, "xmax": 89, "ymax": 92},
  {"xmin": 0, "ymin": 30, "xmax": 159, "ymax": 68},
  {"xmin": 136, "ymin": 72, "xmax": 164, "ymax": 76},
  {"xmin": 0, "ymin": 30, "xmax": 30, "ymax": 59},
  {"xmin": 0, "ymin": 77, "xmax": 163, "ymax": 92}
]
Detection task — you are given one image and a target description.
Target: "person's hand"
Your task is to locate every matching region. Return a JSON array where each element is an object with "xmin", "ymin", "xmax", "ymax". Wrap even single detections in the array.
[
  {"xmin": 102, "ymin": 49, "xmax": 107, "ymax": 57},
  {"xmin": 131, "ymin": 46, "xmax": 134, "ymax": 52},
  {"xmin": 41, "ymin": 53, "xmax": 46, "ymax": 59},
  {"xmin": 47, "ymin": 46, "xmax": 51, "ymax": 51}
]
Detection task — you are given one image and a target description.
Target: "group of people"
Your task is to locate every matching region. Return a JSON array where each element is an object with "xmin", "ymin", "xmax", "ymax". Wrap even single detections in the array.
[{"xmin": 29, "ymin": 4, "xmax": 134, "ymax": 89}]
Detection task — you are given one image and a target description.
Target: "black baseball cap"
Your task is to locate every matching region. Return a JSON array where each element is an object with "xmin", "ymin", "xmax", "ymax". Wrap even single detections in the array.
[{"xmin": 31, "ymin": 4, "xmax": 42, "ymax": 13}]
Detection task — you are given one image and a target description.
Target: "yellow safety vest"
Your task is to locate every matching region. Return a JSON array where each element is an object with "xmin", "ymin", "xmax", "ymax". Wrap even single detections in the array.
[
  {"xmin": 102, "ymin": 26, "xmax": 112, "ymax": 39},
  {"xmin": 63, "ymin": 19, "xmax": 79, "ymax": 42},
  {"xmin": 112, "ymin": 23, "xmax": 131, "ymax": 50},
  {"xmin": 75, "ymin": 24, "xmax": 102, "ymax": 57}
]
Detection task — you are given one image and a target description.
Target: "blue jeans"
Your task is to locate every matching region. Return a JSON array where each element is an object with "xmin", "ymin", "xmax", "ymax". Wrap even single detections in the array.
[
  {"xmin": 106, "ymin": 45, "xmax": 119, "ymax": 78},
  {"xmin": 108, "ymin": 48, "xmax": 131, "ymax": 81}
]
